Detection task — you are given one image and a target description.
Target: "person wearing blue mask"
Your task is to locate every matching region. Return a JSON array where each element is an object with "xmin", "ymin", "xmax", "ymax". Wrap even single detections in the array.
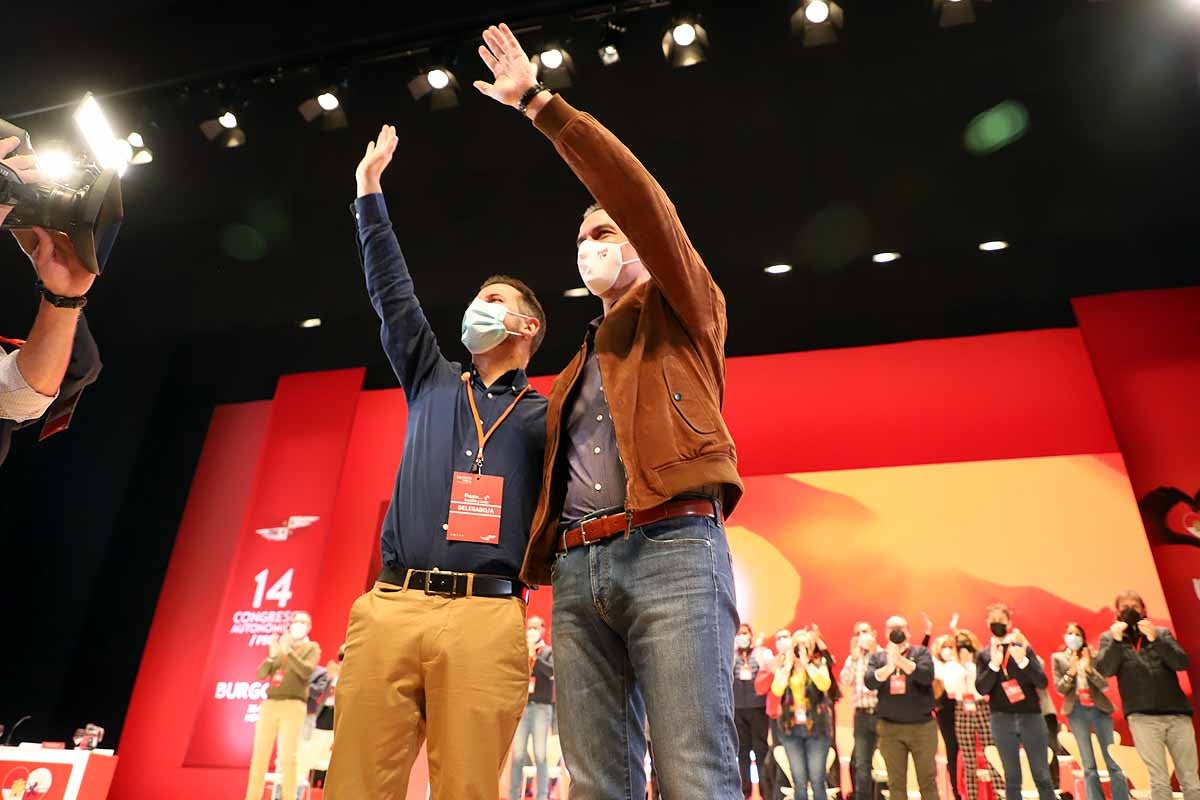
[
  {"xmin": 324, "ymin": 125, "xmax": 549, "ymax": 800},
  {"xmin": 1052, "ymin": 623, "xmax": 1129, "ymax": 800}
]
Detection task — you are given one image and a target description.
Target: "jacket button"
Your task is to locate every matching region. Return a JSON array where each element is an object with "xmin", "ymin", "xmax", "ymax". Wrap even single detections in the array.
[{"xmin": 673, "ymin": 392, "xmax": 683, "ymax": 401}]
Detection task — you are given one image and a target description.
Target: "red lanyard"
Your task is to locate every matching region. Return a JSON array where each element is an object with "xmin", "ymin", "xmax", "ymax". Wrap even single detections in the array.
[
  {"xmin": 462, "ymin": 373, "xmax": 529, "ymax": 473},
  {"xmin": 0, "ymin": 336, "xmax": 25, "ymax": 348}
]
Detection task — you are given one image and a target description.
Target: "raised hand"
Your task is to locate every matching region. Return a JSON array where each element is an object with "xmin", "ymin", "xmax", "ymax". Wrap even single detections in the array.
[
  {"xmin": 1008, "ymin": 644, "xmax": 1027, "ymax": 664},
  {"xmin": 14, "ymin": 227, "xmax": 96, "ymax": 298},
  {"xmin": 1137, "ymin": 619, "xmax": 1158, "ymax": 642},
  {"xmin": 1110, "ymin": 621, "xmax": 1128, "ymax": 642},
  {"xmin": 474, "ymin": 23, "xmax": 540, "ymax": 109},
  {"xmin": 355, "ymin": 125, "xmax": 398, "ymax": 198}
]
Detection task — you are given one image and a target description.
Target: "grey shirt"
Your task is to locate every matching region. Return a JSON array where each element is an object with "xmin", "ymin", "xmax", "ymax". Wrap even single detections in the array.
[{"xmin": 561, "ymin": 320, "xmax": 627, "ymax": 527}]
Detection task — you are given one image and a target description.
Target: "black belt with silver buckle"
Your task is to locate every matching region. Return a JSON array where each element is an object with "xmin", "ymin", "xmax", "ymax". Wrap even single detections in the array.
[{"xmin": 378, "ymin": 565, "xmax": 525, "ymax": 599}]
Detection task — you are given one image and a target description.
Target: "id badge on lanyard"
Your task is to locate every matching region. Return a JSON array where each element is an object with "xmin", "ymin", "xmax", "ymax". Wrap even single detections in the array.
[
  {"xmin": 446, "ymin": 375, "xmax": 529, "ymax": 545},
  {"xmin": 890, "ymin": 672, "xmax": 907, "ymax": 696},
  {"xmin": 270, "ymin": 668, "xmax": 286, "ymax": 688},
  {"xmin": 963, "ymin": 696, "xmax": 977, "ymax": 713}
]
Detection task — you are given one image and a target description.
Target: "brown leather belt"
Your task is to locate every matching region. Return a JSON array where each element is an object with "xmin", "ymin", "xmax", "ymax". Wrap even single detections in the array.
[{"xmin": 559, "ymin": 499, "xmax": 718, "ymax": 553}]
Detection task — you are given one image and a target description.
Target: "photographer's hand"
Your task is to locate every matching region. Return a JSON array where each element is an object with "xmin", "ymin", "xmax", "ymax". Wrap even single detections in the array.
[
  {"xmin": 15, "ymin": 227, "xmax": 96, "ymax": 298},
  {"xmin": 11, "ymin": 228, "xmax": 95, "ymax": 398},
  {"xmin": 0, "ymin": 136, "xmax": 42, "ymax": 226}
]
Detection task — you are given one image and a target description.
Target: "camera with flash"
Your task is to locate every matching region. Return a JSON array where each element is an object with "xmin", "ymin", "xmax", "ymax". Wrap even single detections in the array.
[{"xmin": 0, "ymin": 94, "xmax": 124, "ymax": 274}]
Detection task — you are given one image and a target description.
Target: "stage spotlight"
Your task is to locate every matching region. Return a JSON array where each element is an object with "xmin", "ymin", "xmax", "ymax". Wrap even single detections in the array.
[
  {"xmin": 791, "ymin": 0, "xmax": 844, "ymax": 47},
  {"xmin": 130, "ymin": 149, "xmax": 153, "ymax": 165},
  {"xmin": 299, "ymin": 87, "xmax": 349, "ymax": 130},
  {"xmin": 533, "ymin": 48, "xmax": 575, "ymax": 90},
  {"xmin": 300, "ymin": 318, "xmax": 322, "ymax": 329},
  {"xmin": 932, "ymin": 0, "xmax": 976, "ymax": 27},
  {"xmin": 127, "ymin": 131, "xmax": 144, "ymax": 148},
  {"xmin": 661, "ymin": 16, "xmax": 709, "ymax": 68},
  {"xmin": 764, "ymin": 263, "xmax": 793, "ymax": 275},
  {"xmin": 599, "ymin": 20, "xmax": 626, "ymax": 66},
  {"xmin": 200, "ymin": 113, "xmax": 246, "ymax": 148},
  {"xmin": 872, "ymin": 252, "xmax": 901, "ymax": 263},
  {"xmin": 408, "ymin": 67, "xmax": 461, "ymax": 111},
  {"xmin": 563, "ymin": 287, "xmax": 591, "ymax": 298},
  {"xmin": 979, "ymin": 240, "xmax": 1009, "ymax": 252}
]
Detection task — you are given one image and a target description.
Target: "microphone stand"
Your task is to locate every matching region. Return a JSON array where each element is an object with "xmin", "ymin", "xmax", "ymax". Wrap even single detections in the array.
[{"xmin": 4, "ymin": 715, "xmax": 31, "ymax": 746}]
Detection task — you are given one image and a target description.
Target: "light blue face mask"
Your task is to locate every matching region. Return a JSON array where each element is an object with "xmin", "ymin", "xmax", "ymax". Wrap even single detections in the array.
[
  {"xmin": 460, "ymin": 298, "xmax": 531, "ymax": 355},
  {"xmin": 1064, "ymin": 633, "xmax": 1084, "ymax": 652}
]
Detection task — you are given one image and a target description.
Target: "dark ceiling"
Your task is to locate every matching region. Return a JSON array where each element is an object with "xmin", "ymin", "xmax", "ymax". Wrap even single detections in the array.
[{"xmin": 2, "ymin": 0, "xmax": 1198, "ymax": 383}]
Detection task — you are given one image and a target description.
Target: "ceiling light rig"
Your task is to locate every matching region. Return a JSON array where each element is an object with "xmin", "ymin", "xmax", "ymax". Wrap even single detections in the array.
[
  {"xmin": 598, "ymin": 19, "xmax": 626, "ymax": 66},
  {"xmin": 199, "ymin": 103, "xmax": 247, "ymax": 149},
  {"xmin": 533, "ymin": 45, "xmax": 575, "ymax": 89},
  {"xmin": 661, "ymin": 16, "xmax": 710, "ymax": 67},
  {"xmin": 791, "ymin": 0, "xmax": 844, "ymax": 47},
  {"xmin": 299, "ymin": 83, "xmax": 348, "ymax": 130},
  {"xmin": 408, "ymin": 66, "xmax": 461, "ymax": 111},
  {"xmin": 932, "ymin": 0, "xmax": 977, "ymax": 28}
]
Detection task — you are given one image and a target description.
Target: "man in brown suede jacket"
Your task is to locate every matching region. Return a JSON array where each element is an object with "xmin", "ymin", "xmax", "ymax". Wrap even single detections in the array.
[{"xmin": 476, "ymin": 23, "xmax": 745, "ymax": 800}]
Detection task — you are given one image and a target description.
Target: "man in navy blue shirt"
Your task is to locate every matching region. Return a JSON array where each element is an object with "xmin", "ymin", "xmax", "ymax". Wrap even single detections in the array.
[{"xmin": 324, "ymin": 125, "xmax": 549, "ymax": 800}]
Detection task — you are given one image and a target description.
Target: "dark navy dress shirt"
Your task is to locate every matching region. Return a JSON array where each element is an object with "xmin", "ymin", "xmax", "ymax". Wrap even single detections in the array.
[{"xmin": 352, "ymin": 193, "xmax": 547, "ymax": 580}]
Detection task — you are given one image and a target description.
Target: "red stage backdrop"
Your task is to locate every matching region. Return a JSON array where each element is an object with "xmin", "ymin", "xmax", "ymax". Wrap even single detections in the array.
[
  {"xmin": 114, "ymin": 317, "xmax": 1185, "ymax": 800},
  {"xmin": 184, "ymin": 369, "xmax": 364, "ymax": 767},
  {"xmin": 1075, "ymin": 287, "xmax": 1200, "ymax": 712}
]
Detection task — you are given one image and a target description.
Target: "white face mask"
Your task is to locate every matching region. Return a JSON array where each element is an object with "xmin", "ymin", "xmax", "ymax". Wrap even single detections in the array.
[
  {"xmin": 941, "ymin": 648, "xmax": 955, "ymax": 662},
  {"xmin": 858, "ymin": 633, "xmax": 873, "ymax": 650},
  {"xmin": 527, "ymin": 628, "xmax": 543, "ymax": 646},
  {"xmin": 460, "ymin": 298, "xmax": 532, "ymax": 355},
  {"xmin": 289, "ymin": 622, "xmax": 309, "ymax": 640},
  {"xmin": 577, "ymin": 238, "xmax": 641, "ymax": 295},
  {"xmin": 735, "ymin": 634, "xmax": 752, "ymax": 650}
]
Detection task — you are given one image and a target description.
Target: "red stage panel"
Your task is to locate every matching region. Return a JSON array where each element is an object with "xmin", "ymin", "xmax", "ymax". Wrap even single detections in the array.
[
  {"xmin": 1074, "ymin": 287, "xmax": 1200, "ymax": 714},
  {"xmin": 111, "ymin": 402, "xmax": 272, "ymax": 800},
  {"xmin": 184, "ymin": 369, "xmax": 364, "ymax": 768},
  {"xmin": 724, "ymin": 327, "xmax": 1118, "ymax": 477}
]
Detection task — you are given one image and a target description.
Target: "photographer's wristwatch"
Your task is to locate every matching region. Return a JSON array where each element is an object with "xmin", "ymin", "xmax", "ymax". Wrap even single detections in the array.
[{"xmin": 36, "ymin": 280, "xmax": 88, "ymax": 309}]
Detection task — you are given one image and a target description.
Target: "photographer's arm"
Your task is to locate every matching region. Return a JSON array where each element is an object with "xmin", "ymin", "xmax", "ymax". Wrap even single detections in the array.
[{"xmin": 7, "ymin": 229, "xmax": 95, "ymax": 405}]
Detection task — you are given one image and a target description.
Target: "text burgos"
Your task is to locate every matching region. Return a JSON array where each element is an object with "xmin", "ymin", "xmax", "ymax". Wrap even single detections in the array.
[{"xmin": 215, "ymin": 681, "xmax": 272, "ymax": 701}]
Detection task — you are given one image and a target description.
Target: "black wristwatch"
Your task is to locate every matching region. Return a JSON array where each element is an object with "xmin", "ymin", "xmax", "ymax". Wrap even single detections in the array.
[
  {"xmin": 518, "ymin": 83, "xmax": 550, "ymax": 115},
  {"xmin": 36, "ymin": 280, "xmax": 88, "ymax": 310}
]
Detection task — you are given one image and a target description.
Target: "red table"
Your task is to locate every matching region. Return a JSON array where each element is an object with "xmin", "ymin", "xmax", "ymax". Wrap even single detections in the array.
[{"xmin": 0, "ymin": 746, "xmax": 117, "ymax": 800}]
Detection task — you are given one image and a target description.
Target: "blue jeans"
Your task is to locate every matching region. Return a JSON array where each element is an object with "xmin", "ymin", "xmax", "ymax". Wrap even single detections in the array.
[
  {"xmin": 510, "ymin": 701, "xmax": 554, "ymax": 800},
  {"xmin": 990, "ymin": 711, "xmax": 1055, "ymax": 800},
  {"xmin": 1066, "ymin": 705, "xmax": 1129, "ymax": 800},
  {"xmin": 781, "ymin": 726, "xmax": 831, "ymax": 800},
  {"xmin": 551, "ymin": 514, "xmax": 741, "ymax": 800}
]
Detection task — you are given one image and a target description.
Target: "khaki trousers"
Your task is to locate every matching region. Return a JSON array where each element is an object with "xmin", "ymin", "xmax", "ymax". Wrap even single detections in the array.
[
  {"xmin": 324, "ymin": 580, "xmax": 529, "ymax": 800},
  {"xmin": 243, "ymin": 697, "xmax": 307, "ymax": 800}
]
